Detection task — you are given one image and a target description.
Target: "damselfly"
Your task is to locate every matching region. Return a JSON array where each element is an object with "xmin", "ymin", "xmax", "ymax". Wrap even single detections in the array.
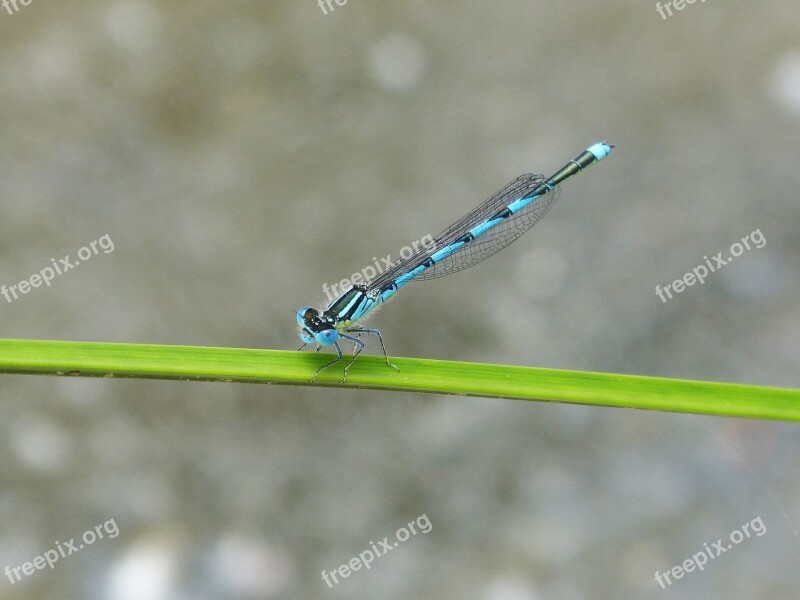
[{"xmin": 297, "ymin": 142, "xmax": 614, "ymax": 382}]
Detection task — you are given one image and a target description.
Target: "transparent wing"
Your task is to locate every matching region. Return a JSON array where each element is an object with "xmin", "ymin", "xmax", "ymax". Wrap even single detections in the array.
[{"xmin": 366, "ymin": 174, "xmax": 559, "ymax": 290}]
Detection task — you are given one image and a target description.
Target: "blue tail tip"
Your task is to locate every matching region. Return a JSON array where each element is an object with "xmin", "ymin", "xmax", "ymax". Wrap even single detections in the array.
[{"xmin": 587, "ymin": 141, "xmax": 614, "ymax": 161}]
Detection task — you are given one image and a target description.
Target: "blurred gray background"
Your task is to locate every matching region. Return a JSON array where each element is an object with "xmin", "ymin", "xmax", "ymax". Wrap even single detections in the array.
[{"xmin": 1, "ymin": 0, "xmax": 799, "ymax": 598}]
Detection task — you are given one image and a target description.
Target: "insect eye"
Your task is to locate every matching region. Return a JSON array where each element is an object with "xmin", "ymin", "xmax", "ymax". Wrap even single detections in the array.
[{"xmin": 296, "ymin": 306, "xmax": 318, "ymax": 327}]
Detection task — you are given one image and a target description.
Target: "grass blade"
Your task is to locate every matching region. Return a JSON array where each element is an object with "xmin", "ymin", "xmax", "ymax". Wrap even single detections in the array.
[{"xmin": 0, "ymin": 338, "xmax": 798, "ymax": 421}]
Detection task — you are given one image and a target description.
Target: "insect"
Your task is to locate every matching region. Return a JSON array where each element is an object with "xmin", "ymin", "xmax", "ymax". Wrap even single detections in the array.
[{"xmin": 297, "ymin": 142, "xmax": 614, "ymax": 382}]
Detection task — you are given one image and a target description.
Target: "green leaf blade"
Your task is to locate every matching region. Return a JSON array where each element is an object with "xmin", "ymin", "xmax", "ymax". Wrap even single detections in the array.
[{"xmin": 0, "ymin": 339, "xmax": 798, "ymax": 421}]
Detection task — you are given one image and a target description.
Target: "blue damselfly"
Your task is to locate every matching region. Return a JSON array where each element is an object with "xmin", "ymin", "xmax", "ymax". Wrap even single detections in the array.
[{"xmin": 297, "ymin": 142, "xmax": 614, "ymax": 382}]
